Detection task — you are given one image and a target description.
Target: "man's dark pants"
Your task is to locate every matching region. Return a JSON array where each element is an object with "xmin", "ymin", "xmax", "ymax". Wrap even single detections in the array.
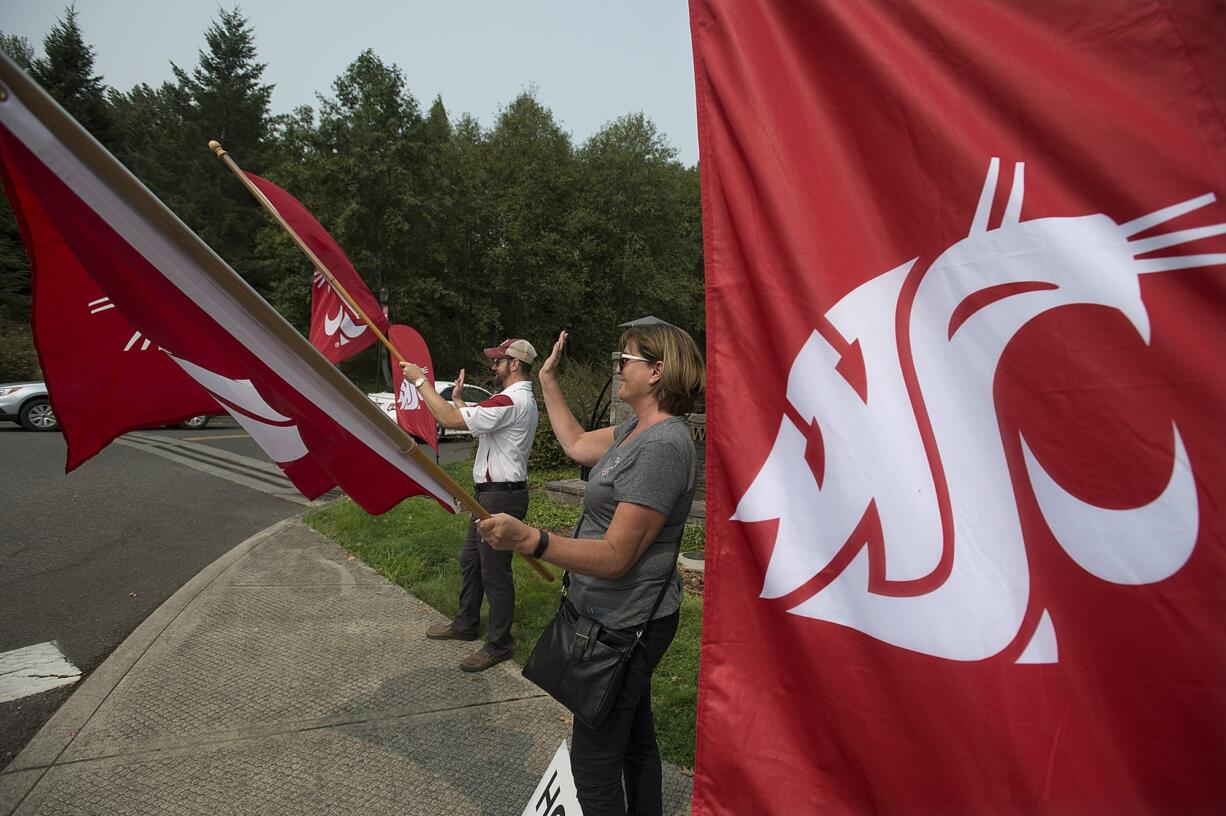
[{"xmin": 452, "ymin": 487, "xmax": 528, "ymax": 656}]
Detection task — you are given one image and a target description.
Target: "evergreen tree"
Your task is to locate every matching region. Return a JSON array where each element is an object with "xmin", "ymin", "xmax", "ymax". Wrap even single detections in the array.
[
  {"xmin": 0, "ymin": 34, "xmax": 36, "ymax": 329},
  {"xmin": 431, "ymin": 113, "xmax": 501, "ymax": 370},
  {"xmin": 480, "ymin": 91, "xmax": 578, "ymax": 355},
  {"xmin": 29, "ymin": 7, "xmax": 113, "ymax": 146},
  {"xmin": 0, "ymin": 33, "xmax": 35, "ymax": 70},
  {"xmin": 107, "ymin": 81, "xmax": 186, "ymax": 186},
  {"xmin": 569, "ymin": 113, "xmax": 704, "ymax": 352},
  {"xmin": 160, "ymin": 7, "xmax": 275, "ymax": 285},
  {"xmin": 312, "ymin": 49, "xmax": 422, "ymax": 287},
  {"xmin": 171, "ymin": 7, "xmax": 273, "ymax": 156},
  {"xmin": 304, "ymin": 51, "xmax": 456, "ymax": 376}
]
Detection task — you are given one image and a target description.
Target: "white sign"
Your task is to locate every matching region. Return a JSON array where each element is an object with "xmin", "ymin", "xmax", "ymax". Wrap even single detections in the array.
[{"xmin": 522, "ymin": 740, "xmax": 583, "ymax": 816}]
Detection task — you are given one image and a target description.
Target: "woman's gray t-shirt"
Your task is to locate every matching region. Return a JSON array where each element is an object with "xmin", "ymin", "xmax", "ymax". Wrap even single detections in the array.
[{"xmin": 567, "ymin": 416, "xmax": 695, "ymax": 630}]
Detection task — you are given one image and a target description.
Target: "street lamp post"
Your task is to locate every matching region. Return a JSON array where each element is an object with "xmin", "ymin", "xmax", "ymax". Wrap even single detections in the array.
[{"xmin": 377, "ymin": 286, "xmax": 390, "ymax": 387}]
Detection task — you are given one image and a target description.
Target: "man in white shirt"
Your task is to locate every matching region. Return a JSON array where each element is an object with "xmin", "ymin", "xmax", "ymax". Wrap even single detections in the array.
[{"xmin": 400, "ymin": 338, "xmax": 539, "ymax": 671}]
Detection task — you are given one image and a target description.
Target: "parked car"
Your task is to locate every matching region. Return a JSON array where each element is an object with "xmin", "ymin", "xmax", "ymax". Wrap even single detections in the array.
[
  {"xmin": 368, "ymin": 380, "xmax": 493, "ymax": 439},
  {"xmin": 0, "ymin": 381, "xmax": 57, "ymax": 431},
  {"xmin": 0, "ymin": 380, "xmax": 213, "ymax": 432},
  {"xmin": 179, "ymin": 414, "xmax": 213, "ymax": 430}
]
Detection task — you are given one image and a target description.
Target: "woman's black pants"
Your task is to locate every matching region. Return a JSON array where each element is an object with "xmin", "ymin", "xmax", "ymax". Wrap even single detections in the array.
[{"xmin": 569, "ymin": 609, "xmax": 681, "ymax": 816}]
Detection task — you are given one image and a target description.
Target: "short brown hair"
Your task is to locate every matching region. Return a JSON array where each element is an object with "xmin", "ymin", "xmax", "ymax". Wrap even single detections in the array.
[{"xmin": 620, "ymin": 323, "xmax": 705, "ymax": 416}]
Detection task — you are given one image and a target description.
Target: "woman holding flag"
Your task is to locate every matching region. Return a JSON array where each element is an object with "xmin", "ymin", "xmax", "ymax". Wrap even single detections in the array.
[{"xmin": 479, "ymin": 323, "xmax": 704, "ymax": 816}]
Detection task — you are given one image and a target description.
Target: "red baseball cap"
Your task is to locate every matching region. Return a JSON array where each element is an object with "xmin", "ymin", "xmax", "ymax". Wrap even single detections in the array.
[{"xmin": 483, "ymin": 338, "xmax": 538, "ymax": 364}]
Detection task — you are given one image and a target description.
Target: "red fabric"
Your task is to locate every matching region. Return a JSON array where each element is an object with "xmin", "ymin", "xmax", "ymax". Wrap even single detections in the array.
[
  {"xmin": 691, "ymin": 1, "xmax": 1226, "ymax": 813},
  {"xmin": 387, "ymin": 324, "xmax": 439, "ymax": 453},
  {"xmin": 0, "ymin": 124, "xmax": 449, "ymax": 515},
  {"xmin": 476, "ymin": 395, "xmax": 514, "ymax": 409},
  {"xmin": 0, "ymin": 134, "xmax": 219, "ymax": 471},
  {"xmin": 244, "ymin": 172, "xmax": 387, "ymax": 364}
]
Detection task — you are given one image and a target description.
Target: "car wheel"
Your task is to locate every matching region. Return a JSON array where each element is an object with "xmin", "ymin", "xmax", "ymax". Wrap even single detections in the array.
[
  {"xmin": 179, "ymin": 415, "xmax": 211, "ymax": 430},
  {"xmin": 19, "ymin": 398, "xmax": 59, "ymax": 432}
]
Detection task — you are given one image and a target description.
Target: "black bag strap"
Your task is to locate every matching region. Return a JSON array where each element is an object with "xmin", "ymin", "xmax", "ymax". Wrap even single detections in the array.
[{"xmin": 633, "ymin": 537, "xmax": 682, "ymax": 643}]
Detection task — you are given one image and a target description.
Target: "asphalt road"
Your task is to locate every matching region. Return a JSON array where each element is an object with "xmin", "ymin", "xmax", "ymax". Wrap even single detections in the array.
[{"xmin": 0, "ymin": 419, "xmax": 472, "ymax": 767}]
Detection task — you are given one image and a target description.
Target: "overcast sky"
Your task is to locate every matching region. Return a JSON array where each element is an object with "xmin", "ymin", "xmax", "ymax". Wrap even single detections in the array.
[{"xmin": 3, "ymin": 0, "xmax": 700, "ymax": 165}]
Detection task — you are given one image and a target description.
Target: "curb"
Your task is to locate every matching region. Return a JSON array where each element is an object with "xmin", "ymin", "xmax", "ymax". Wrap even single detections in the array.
[{"xmin": 0, "ymin": 516, "xmax": 302, "ymax": 814}]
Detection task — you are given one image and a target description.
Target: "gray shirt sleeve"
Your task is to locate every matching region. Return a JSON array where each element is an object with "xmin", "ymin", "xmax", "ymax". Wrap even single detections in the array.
[{"xmin": 613, "ymin": 439, "xmax": 690, "ymax": 517}]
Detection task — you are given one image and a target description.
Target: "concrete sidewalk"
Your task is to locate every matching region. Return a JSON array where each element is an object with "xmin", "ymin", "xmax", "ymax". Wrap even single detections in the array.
[{"xmin": 0, "ymin": 518, "xmax": 693, "ymax": 815}]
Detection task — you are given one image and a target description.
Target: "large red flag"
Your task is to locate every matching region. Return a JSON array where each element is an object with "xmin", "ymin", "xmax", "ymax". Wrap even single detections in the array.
[
  {"xmin": 0, "ymin": 140, "xmax": 221, "ymax": 471},
  {"xmin": 387, "ymin": 324, "xmax": 439, "ymax": 453},
  {"xmin": 243, "ymin": 172, "xmax": 387, "ymax": 364},
  {"xmin": 0, "ymin": 55, "xmax": 453, "ymax": 516},
  {"xmin": 691, "ymin": 1, "xmax": 1226, "ymax": 813}
]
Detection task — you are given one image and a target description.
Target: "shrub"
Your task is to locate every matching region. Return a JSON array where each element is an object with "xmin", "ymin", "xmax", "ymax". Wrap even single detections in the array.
[{"xmin": 0, "ymin": 319, "xmax": 40, "ymax": 383}]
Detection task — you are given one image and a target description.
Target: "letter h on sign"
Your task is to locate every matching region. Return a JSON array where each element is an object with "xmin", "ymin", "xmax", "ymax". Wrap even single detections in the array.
[{"xmin": 535, "ymin": 770, "xmax": 565, "ymax": 816}]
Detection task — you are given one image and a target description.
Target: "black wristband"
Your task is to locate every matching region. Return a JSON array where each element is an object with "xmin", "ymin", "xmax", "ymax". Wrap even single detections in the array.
[{"xmin": 532, "ymin": 528, "xmax": 550, "ymax": 559}]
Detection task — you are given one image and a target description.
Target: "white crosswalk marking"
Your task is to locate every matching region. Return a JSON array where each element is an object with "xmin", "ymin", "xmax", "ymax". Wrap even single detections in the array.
[{"xmin": 0, "ymin": 641, "xmax": 82, "ymax": 703}]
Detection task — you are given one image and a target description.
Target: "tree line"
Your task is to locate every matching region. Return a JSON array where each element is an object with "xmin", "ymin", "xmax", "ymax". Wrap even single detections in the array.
[{"xmin": 0, "ymin": 7, "xmax": 704, "ymax": 386}]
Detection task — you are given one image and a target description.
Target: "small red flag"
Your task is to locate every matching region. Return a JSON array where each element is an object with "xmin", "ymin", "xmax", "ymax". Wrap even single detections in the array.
[
  {"xmin": 244, "ymin": 172, "xmax": 388, "ymax": 364},
  {"xmin": 387, "ymin": 324, "xmax": 439, "ymax": 453}
]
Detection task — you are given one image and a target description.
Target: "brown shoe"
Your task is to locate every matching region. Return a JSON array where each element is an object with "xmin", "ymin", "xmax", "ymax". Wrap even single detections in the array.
[
  {"xmin": 426, "ymin": 623, "xmax": 477, "ymax": 641},
  {"xmin": 459, "ymin": 648, "xmax": 512, "ymax": 673}
]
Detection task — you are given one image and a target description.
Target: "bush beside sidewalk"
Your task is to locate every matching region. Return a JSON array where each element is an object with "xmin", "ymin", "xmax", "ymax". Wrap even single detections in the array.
[{"xmin": 304, "ymin": 460, "xmax": 704, "ymax": 769}]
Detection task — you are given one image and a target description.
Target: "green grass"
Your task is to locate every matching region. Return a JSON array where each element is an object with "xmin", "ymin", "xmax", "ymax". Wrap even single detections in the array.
[{"xmin": 304, "ymin": 457, "xmax": 703, "ymax": 768}]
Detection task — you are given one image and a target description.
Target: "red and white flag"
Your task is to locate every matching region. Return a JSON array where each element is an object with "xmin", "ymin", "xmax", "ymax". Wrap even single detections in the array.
[
  {"xmin": 0, "ymin": 55, "xmax": 453, "ymax": 515},
  {"xmin": 0, "ymin": 139, "xmax": 221, "ymax": 470},
  {"xmin": 691, "ymin": 1, "xmax": 1226, "ymax": 812},
  {"xmin": 244, "ymin": 172, "xmax": 387, "ymax": 364},
  {"xmin": 387, "ymin": 324, "xmax": 439, "ymax": 453}
]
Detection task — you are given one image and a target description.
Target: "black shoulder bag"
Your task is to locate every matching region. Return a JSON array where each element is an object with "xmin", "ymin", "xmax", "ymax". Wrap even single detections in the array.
[{"xmin": 522, "ymin": 520, "xmax": 682, "ymax": 730}]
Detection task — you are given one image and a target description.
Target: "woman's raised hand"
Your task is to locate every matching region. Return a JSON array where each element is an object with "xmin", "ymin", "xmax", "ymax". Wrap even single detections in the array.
[{"xmin": 539, "ymin": 330, "xmax": 568, "ymax": 380}]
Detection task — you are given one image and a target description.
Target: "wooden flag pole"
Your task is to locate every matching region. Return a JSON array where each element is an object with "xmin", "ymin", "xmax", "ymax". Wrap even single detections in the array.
[{"xmin": 207, "ymin": 140, "xmax": 554, "ymax": 582}]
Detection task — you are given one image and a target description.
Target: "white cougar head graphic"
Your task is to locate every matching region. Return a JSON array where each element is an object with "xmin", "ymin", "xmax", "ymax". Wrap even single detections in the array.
[
  {"xmin": 734, "ymin": 158, "xmax": 1226, "ymax": 663},
  {"xmin": 397, "ymin": 373, "xmax": 425, "ymax": 412},
  {"xmin": 323, "ymin": 306, "xmax": 368, "ymax": 346}
]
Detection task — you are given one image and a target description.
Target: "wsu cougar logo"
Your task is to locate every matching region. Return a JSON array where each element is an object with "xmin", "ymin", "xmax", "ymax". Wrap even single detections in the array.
[
  {"xmin": 323, "ymin": 306, "xmax": 367, "ymax": 346},
  {"xmin": 397, "ymin": 368, "xmax": 427, "ymax": 412},
  {"xmin": 315, "ymin": 271, "xmax": 368, "ymax": 347},
  {"xmin": 735, "ymin": 159, "xmax": 1226, "ymax": 663}
]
